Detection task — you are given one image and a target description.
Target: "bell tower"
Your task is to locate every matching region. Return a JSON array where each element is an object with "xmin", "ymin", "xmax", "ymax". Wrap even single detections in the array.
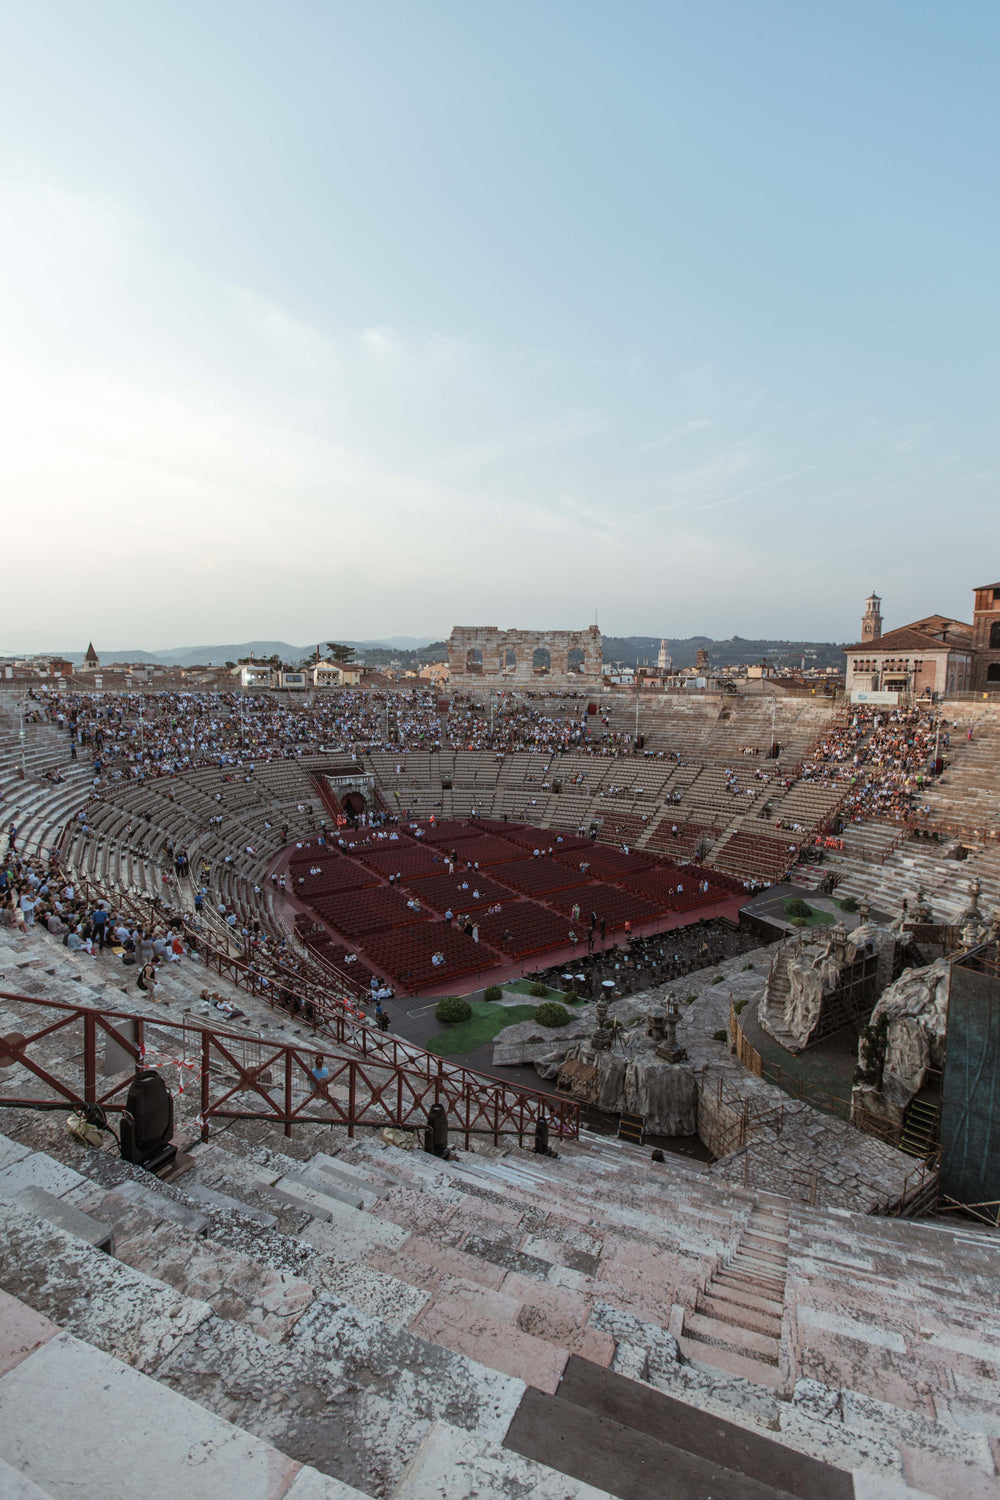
[{"xmin": 861, "ymin": 592, "xmax": 882, "ymax": 644}]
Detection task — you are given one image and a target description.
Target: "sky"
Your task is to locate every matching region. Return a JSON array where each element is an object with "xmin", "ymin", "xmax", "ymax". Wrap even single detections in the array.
[{"xmin": 1, "ymin": 1, "xmax": 998, "ymax": 652}]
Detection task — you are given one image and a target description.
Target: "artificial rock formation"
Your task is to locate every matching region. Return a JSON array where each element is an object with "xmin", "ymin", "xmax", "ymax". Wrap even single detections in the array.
[
  {"xmin": 761, "ymin": 919, "xmax": 895, "ymax": 1053},
  {"xmin": 556, "ymin": 1046, "xmax": 698, "ymax": 1136},
  {"xmin": 783, "ymin": 940, "xmax": 843, "ymax": 1050},
  {"xmin": 851, "ymin": 955, "xmax": 951, "ymax": 1128}
]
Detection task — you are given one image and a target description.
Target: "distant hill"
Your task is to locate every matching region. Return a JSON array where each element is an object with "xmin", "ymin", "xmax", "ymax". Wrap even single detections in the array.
[
  {"xmin": 602, "ymin": 636, "xmax": 845, "ymax": 670},
  {"xmin": 54, "ymin": 637, "xmax": 440, "ymax": 668},
  {"xmin": 47, "ymin": 634, "xmax": 842, "ymax": 672}
]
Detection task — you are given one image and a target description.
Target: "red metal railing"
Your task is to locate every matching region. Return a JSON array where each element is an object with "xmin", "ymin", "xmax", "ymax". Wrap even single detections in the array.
[{"xmin": 0, "ymin": 991, "xmax": 579, "ymax": 1147}]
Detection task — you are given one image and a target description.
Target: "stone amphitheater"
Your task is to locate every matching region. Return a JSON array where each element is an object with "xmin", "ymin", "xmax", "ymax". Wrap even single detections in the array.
[{"xmin": 0, "ymin": 690, "xmax": 998, "ymax": 1500}]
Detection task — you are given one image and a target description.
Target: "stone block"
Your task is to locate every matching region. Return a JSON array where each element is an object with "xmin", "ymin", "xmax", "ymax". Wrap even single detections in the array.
[
  {"xmin": 105, "ymin": 1179, "xmax": 209, "ymax": 1233},
  {"xmin": 278, "ymin": 1170, "xmax": 369, "ymax": 1212},
  {"xmin": 0, "ymin": 1135, "xmax": 31, "ymax": 1171},
  {"xmin": 0, "ymin": 1456, "xmax": 50, "ymax": 1500},
  {"xmin": 392, "ymin": 1419, "xmax": 613, "ymax": 1499},
  {"xmin": 0, "ymin": 1153, "xmax": 92, "ymax": 1207},
  {"xmin": 0, "ymin": 1289, "xmax": 59, "ymax": 1379},
  {"xmin": 181, "ymin": 1181, "xmax": 278, "ymax": 1226},
  {"xmin": 297, "ymin": 1203, "xmax": 408, "ymax": 1257},
  {"xmin": 0, "ymin": 1200, "xmax": 213, "ymax": 1373},
  {"xmin": 0, "ymin": 1331, "xmax": 302, "ymax": 1499},
  {"xmin": 283, "ymin": 1468, "xmax": 371, "ymax": 1500},
  {"xmin": 14, "ymin": 1186, "xmax": 115, "ymax": 1254}
]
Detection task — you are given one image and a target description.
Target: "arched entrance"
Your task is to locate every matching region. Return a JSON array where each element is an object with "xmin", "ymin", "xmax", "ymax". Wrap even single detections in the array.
[
  {"xmin": 342, "ymin": 790, "xmax": 367, "ymax": 819},
  {"xmin": 533, "ymin": 647, "xmax": 551, "ymax": 676}
]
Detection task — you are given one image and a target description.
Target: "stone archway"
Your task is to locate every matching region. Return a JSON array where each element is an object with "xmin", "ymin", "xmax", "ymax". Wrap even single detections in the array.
[{"xmin": 533, "ymin": 647, "xmax": 551, "ymax": 676}]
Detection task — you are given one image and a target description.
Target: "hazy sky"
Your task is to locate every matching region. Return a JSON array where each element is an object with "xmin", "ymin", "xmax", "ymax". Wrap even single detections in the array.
[{"xmin": 2, "ymin": 2, "xmax": 997, "ymax": 652}]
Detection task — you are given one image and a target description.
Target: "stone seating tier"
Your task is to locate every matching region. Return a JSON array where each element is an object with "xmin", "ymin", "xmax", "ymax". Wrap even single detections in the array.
[{"xmin": 0, "ymin": 923, "xmax": 998, "ymax": 1497}]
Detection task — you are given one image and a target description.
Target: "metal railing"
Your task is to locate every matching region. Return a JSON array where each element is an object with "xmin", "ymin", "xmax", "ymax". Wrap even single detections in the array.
[
  {"xmin": 48, "ymin": 868, "xmax": 580, "ymax": 1143},
  {"xmin": 0, "ymin": 990, "xmax": 579, "ymax": 1147}
]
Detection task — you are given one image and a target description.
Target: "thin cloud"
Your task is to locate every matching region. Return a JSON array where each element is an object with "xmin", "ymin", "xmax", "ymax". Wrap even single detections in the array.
[
  {"xmin": 634, "ymin": 418, "xmax": 710, "ymax": 454},
  {"xmin": 692, "ymin": 465, "xmax": 820, "ymax": 514}
]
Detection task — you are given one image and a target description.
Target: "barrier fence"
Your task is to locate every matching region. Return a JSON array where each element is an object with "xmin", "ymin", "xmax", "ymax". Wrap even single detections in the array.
[{"xmin": 0, "ymin": 990, "xmax": 579, "ymax": 1148}]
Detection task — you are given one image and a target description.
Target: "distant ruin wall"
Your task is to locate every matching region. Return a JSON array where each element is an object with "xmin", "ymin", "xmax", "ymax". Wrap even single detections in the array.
[{"xmin": 447, "ymin": 625, "xmax": 603, "ymax": 686}]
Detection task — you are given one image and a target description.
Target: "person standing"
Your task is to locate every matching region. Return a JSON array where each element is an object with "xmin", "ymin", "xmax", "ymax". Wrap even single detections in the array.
[{"xmin": 91, "ymin": 905, "xmax": 108, "ymax": 951}]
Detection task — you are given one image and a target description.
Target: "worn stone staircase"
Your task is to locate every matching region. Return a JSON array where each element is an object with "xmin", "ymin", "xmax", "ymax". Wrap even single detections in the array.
[{"xmin": 682, "ymin": 1197, "xmax": 790, "ymax": 1388}]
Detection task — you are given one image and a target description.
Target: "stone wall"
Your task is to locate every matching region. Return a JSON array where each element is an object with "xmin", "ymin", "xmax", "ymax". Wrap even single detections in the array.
[{"xmin": 446, "ymin": 625, "xmax": 603, "ymax": 686}]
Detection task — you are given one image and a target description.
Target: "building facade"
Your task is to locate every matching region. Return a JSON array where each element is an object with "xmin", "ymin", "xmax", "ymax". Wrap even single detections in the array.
[
  {"xmin": 843, "ymin": 598, "xmax": 974, "ymax": 700},
  {"xmin": 971, "ymin": 581, "xmax": 1000, "ymax": 691}
]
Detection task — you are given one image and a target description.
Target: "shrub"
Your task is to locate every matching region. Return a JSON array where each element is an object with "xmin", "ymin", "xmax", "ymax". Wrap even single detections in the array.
[
  {"xmin": 742, "ymin": 962, "xmax": 754, "ymax": 971},
  {"xmin": 564, "ymin": 990, "xmax": 580, "ymax": 1005},
  {"xmin": 483, "ymin": 985, "xmax": 503, "ymax": 1003},
  {"xmin": 685, "ymin": 993, "xmax": 698, "ymax": 1004},
  {"xmin": 734, "ymin": 998, "xmax": 748, "ymax": 1015},
  {"xmin": 528, "ymin": 981, "xmax": 548, "ymax": 998},
  {"xmin": 784, "ymin": 898, "xmax": 811, "ymax": 919},
  {"xmin": 435, "ymin": 997, "xmax": 471, "ymax": 1025},
  {"xmin": 839, "ymin": 896, "xmax": 859, "ymax": 913},
  {"xmin": 711, "ymin": 975, "xmax": 724, "ymax": 985},
  {"xmin": 789, "ymin": 916, "xmax": 808, "ymax": 928},
  {"xmin": 536, "ymin": 1001, "xmax": 571, "ymax": 1027},
  {"xmin": 712, "ymin": 1029, "xmax": 729, "ymax": 1042}
]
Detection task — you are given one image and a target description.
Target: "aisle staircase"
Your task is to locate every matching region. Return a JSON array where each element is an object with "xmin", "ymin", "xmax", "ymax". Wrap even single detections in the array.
[{"xmin": 680, "ymin": 1197, "xmax": 790, "ymax": 1388}]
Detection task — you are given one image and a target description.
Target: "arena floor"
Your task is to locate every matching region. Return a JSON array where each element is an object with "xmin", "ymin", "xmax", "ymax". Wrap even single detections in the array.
[{"xmin": 276, "ymin": 817, "xmax": 747, "ymax": 996}]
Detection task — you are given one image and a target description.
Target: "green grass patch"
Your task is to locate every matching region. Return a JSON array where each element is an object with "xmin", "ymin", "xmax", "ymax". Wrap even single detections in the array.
[
  {"xmin": 503, "ymin": 978, "xmax": 570, "ymax": 999},
  {"xmin": 426, "ymin": 1001, "xmax": 538, "ymax": 1056},
  {"xmin": 784, "ymin": 898, "xmax": 836, "ymax": 928},
  {"xmin": 798, "ymin": 906, "xmax": 836, "ymax": 927}
]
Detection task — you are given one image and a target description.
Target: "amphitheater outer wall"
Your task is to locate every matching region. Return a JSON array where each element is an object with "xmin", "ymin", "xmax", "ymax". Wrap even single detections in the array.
[{"xmin": 447, "ymin": 624, "xmax": 602, "ymax": 687}]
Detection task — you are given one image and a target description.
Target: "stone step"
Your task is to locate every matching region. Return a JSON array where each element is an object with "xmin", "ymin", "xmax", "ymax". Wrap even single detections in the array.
[
  {"xmin": 739, "ymin": 1238, "xmax": 789, "ymax": 1265},
  {"xmin": 394, "ymin": 1417, "xmax": 614, "ymax": 1500},
  {"xmin": 0, "ymin": 1199, "xmax": 524, "ymax": 1497},
  {"xmin": 677, "ymin": 1333, "xmax": 785, "ymax": 1389},
  {"xmin": 731, "ymin": 1253, "xmax": 787, "ymax": 1281},
  {"xmin": 682, "ymin": 1310, "xmax": 781, "ymax": 1363},
  {"xmin": 697, "ymin": 1293, "xmax": 782, "ymax": 1338},
  {"xmin": 534, "ymin": 1355, "xmax": 854, "ymax": 1500},
  {"xmin": 714, "ymin": 1267, "xmax": 784, "ymax": 1297},
  {"xmin": 746, "ymin": 1229, "xmax": 791, "ymax": 1253},
  {"xmin": 702, "ymin": 1277, "xmax": 785, "ymax": 1316},
  {"xmin": 0, "ymin": 1291, "xmax": 368, "ymax": 1500}
]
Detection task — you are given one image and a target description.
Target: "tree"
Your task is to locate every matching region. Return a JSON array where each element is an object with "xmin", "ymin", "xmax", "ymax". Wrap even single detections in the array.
[{"xmin": 326, "ymin": 642, "xmax": 356, "ymax": 663}]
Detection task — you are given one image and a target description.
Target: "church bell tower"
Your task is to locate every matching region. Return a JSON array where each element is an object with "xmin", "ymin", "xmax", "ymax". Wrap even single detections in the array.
[{"xmin": 861, "ymin": 593, "xmax": 883, "ymax": 644}]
